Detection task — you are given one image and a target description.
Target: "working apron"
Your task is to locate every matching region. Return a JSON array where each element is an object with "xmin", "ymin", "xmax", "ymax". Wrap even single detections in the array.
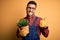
[{"xmin": 22, "ymin": 17, "xmax": 40, "ymax": 40}]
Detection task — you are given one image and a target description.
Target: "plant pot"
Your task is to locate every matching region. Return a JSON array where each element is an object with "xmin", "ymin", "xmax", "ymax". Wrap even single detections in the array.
[{"xmin": 20, "ymin": 26, "xmax": 29, "ymax": 37}]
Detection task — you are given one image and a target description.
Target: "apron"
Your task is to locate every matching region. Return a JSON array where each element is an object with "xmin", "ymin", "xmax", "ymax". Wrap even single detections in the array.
[{"xmin": 22, "ymin": 17, "xmax": 40, "ymax": 40}]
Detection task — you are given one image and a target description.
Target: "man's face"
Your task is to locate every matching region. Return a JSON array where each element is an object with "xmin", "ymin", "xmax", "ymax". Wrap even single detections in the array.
[{"xmin": 26, "ymin": 4, "xmax": 36, "ymax": 16}]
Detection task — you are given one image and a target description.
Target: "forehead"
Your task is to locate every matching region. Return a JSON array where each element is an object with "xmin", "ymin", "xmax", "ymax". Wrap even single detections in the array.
[{"xmin": 27, "ymin": 4, "xmax": 36, "ymax": 8}]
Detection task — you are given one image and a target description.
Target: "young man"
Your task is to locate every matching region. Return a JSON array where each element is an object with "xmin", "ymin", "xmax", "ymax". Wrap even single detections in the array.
[{"xmin": 16, "ymin": 1, "xmax": 49, "ymax": 40}]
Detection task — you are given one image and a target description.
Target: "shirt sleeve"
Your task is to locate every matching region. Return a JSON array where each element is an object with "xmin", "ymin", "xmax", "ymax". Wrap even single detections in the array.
[
  {"xmin": 38, "ymin": 17, "xmax": 49, "ymax": 38},
  {"xmin": 16, "ymin": 28, "xmax": 20, "ymax": 38},
  {"xmin": 40, "ymin": 27, "xmax": 49, "ymax": 38},
  {"xmin": 16, "ymin": 28, "xmax": 23, "ymax": 38}
]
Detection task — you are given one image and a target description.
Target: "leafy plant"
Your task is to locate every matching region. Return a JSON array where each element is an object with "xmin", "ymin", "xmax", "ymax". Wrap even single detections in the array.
[{"xmin": 17, "ymin": 19, "xmax": 28, "ymax": 28}]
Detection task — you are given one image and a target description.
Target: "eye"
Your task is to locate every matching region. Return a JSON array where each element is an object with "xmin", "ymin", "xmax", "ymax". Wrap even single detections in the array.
[
  {"xmin": 27, "ymin": 7, "xmax": 36, "ymax": 10},
  {"xmin": 27, "ymin": 7, "xmax": 31, "ymax": 9}
]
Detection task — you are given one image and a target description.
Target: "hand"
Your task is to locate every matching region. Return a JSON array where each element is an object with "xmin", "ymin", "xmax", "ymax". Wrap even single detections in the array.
[
  {"xmin": 19, "ymin": 26, "xmax": 29, "ymax": 36},
  {"xmin": 40, "ymin": 17, "xmax": 48, "ymax": 28}
]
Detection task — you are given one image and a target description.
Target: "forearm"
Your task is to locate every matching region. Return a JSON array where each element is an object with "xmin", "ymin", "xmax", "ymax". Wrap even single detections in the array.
[
  {"xmin": 40, "ymin": 26, "xmax": 49, "ymax": 37},
  {"xmin": 16, "ymin": 28, "xmax": 21, "ymax": 38}
]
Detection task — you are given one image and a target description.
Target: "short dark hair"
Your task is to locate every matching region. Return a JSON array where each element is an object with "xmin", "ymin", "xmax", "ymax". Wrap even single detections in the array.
[{"xmin": 27, "ymin": 1, "xmax": 37, "ymax": 7}]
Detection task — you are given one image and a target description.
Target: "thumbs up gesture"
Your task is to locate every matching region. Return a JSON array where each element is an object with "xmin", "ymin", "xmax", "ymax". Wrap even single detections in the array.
[{"xmin": 40, "ymin": 17, "xmax": 48, "ymax": 28}]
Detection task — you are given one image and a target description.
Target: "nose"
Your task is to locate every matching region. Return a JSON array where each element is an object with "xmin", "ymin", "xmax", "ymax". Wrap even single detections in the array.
[{"xmin": 30, "ymin": 9, "xmax": 33, "ymax": 12}]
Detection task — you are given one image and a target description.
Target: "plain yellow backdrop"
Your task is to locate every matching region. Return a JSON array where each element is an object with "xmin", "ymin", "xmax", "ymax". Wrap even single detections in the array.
[{"xmin": 0, "ymin": 0, "xmax": 60, "ymax": 40}]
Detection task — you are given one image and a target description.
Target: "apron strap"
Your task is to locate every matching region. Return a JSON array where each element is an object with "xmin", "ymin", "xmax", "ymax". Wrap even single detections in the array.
[{"xmin": 33, "ymin": 17, "xmax": 38, "ymax": 25}]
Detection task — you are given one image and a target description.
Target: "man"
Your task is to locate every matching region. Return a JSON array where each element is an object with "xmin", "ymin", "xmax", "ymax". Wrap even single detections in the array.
[{"xmin": 16, "ymin": 1, "xmax": 49, "ymax": 40}]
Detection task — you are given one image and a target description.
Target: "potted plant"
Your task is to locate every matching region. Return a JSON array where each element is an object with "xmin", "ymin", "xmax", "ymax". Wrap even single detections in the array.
[{"xmin": 17, "ymin": 19, "xmax": 29, "ymax": 36}]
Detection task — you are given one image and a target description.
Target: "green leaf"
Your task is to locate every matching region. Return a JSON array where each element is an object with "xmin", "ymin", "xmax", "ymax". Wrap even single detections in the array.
[{"xmin": 17, "ymin": 18, "xmax": 28, "ymax": 27}]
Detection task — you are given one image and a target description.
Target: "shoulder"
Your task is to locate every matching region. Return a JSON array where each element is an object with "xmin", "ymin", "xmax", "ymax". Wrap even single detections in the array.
[
  {"xmin": 36, "ymin": 16, "xmax": 42, "ymax": 21},
  {"xmin": 35, "ymin": 16, "xmax": 43, "ymax": 23},
  {"xmin": 35, "ymin": 16, "xmax": 43, "ymax": 26}
]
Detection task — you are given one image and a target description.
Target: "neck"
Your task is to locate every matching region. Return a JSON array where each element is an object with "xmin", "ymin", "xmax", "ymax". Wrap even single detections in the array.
[{"xmin": 27, "ymin": 14, "xmax": 35, "ymax": 18}]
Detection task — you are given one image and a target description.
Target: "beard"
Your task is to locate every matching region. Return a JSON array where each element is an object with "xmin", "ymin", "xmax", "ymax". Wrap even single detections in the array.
[{"xmin": 27, "ymin": 12, "xmax": 33, "ymax": 16}]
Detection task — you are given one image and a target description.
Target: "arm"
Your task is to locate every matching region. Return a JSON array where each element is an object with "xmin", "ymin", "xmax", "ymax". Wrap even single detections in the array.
[
  {"xmin": 16, "ymin": 28, "xmax": 21, "ymax": 38},
  {"xmin": 40, "ymin": 27, "xmax": 49, "ymax": 38},
  {"xmin": 40, "ymin": 17, "xmax": 49, "ymax": 38},
  {"xmin": 37, "ymin": 17, "xmax": 49, "ymax": 38}
]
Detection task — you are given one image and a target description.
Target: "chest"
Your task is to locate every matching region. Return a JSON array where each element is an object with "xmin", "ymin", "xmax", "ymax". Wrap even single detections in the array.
[{"xmin": 27, "ymin": 18, "xmax": 39, "ymax": 27}]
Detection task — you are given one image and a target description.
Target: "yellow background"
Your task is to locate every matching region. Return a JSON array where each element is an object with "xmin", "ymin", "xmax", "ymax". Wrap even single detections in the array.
[{"xmin": 0, "ymin": 0, "xmax": 60, "ymax": 40}]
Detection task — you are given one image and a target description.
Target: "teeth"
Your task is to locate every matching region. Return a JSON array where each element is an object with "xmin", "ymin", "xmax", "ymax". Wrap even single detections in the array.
[{"xmin": 29, "ymin": 12, "xmax": 32, "ymax": 16}]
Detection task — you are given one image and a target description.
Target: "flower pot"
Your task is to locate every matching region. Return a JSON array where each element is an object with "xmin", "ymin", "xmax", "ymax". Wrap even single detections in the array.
[{"xmin": 20, "ymin": 26, "xmax": 29, "ymax": 36}]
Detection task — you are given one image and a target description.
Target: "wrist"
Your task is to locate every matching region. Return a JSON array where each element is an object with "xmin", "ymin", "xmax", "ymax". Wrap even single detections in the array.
[{"xmin": 40, "ymin": 26, "xmax": 48, "ymax": 29}]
